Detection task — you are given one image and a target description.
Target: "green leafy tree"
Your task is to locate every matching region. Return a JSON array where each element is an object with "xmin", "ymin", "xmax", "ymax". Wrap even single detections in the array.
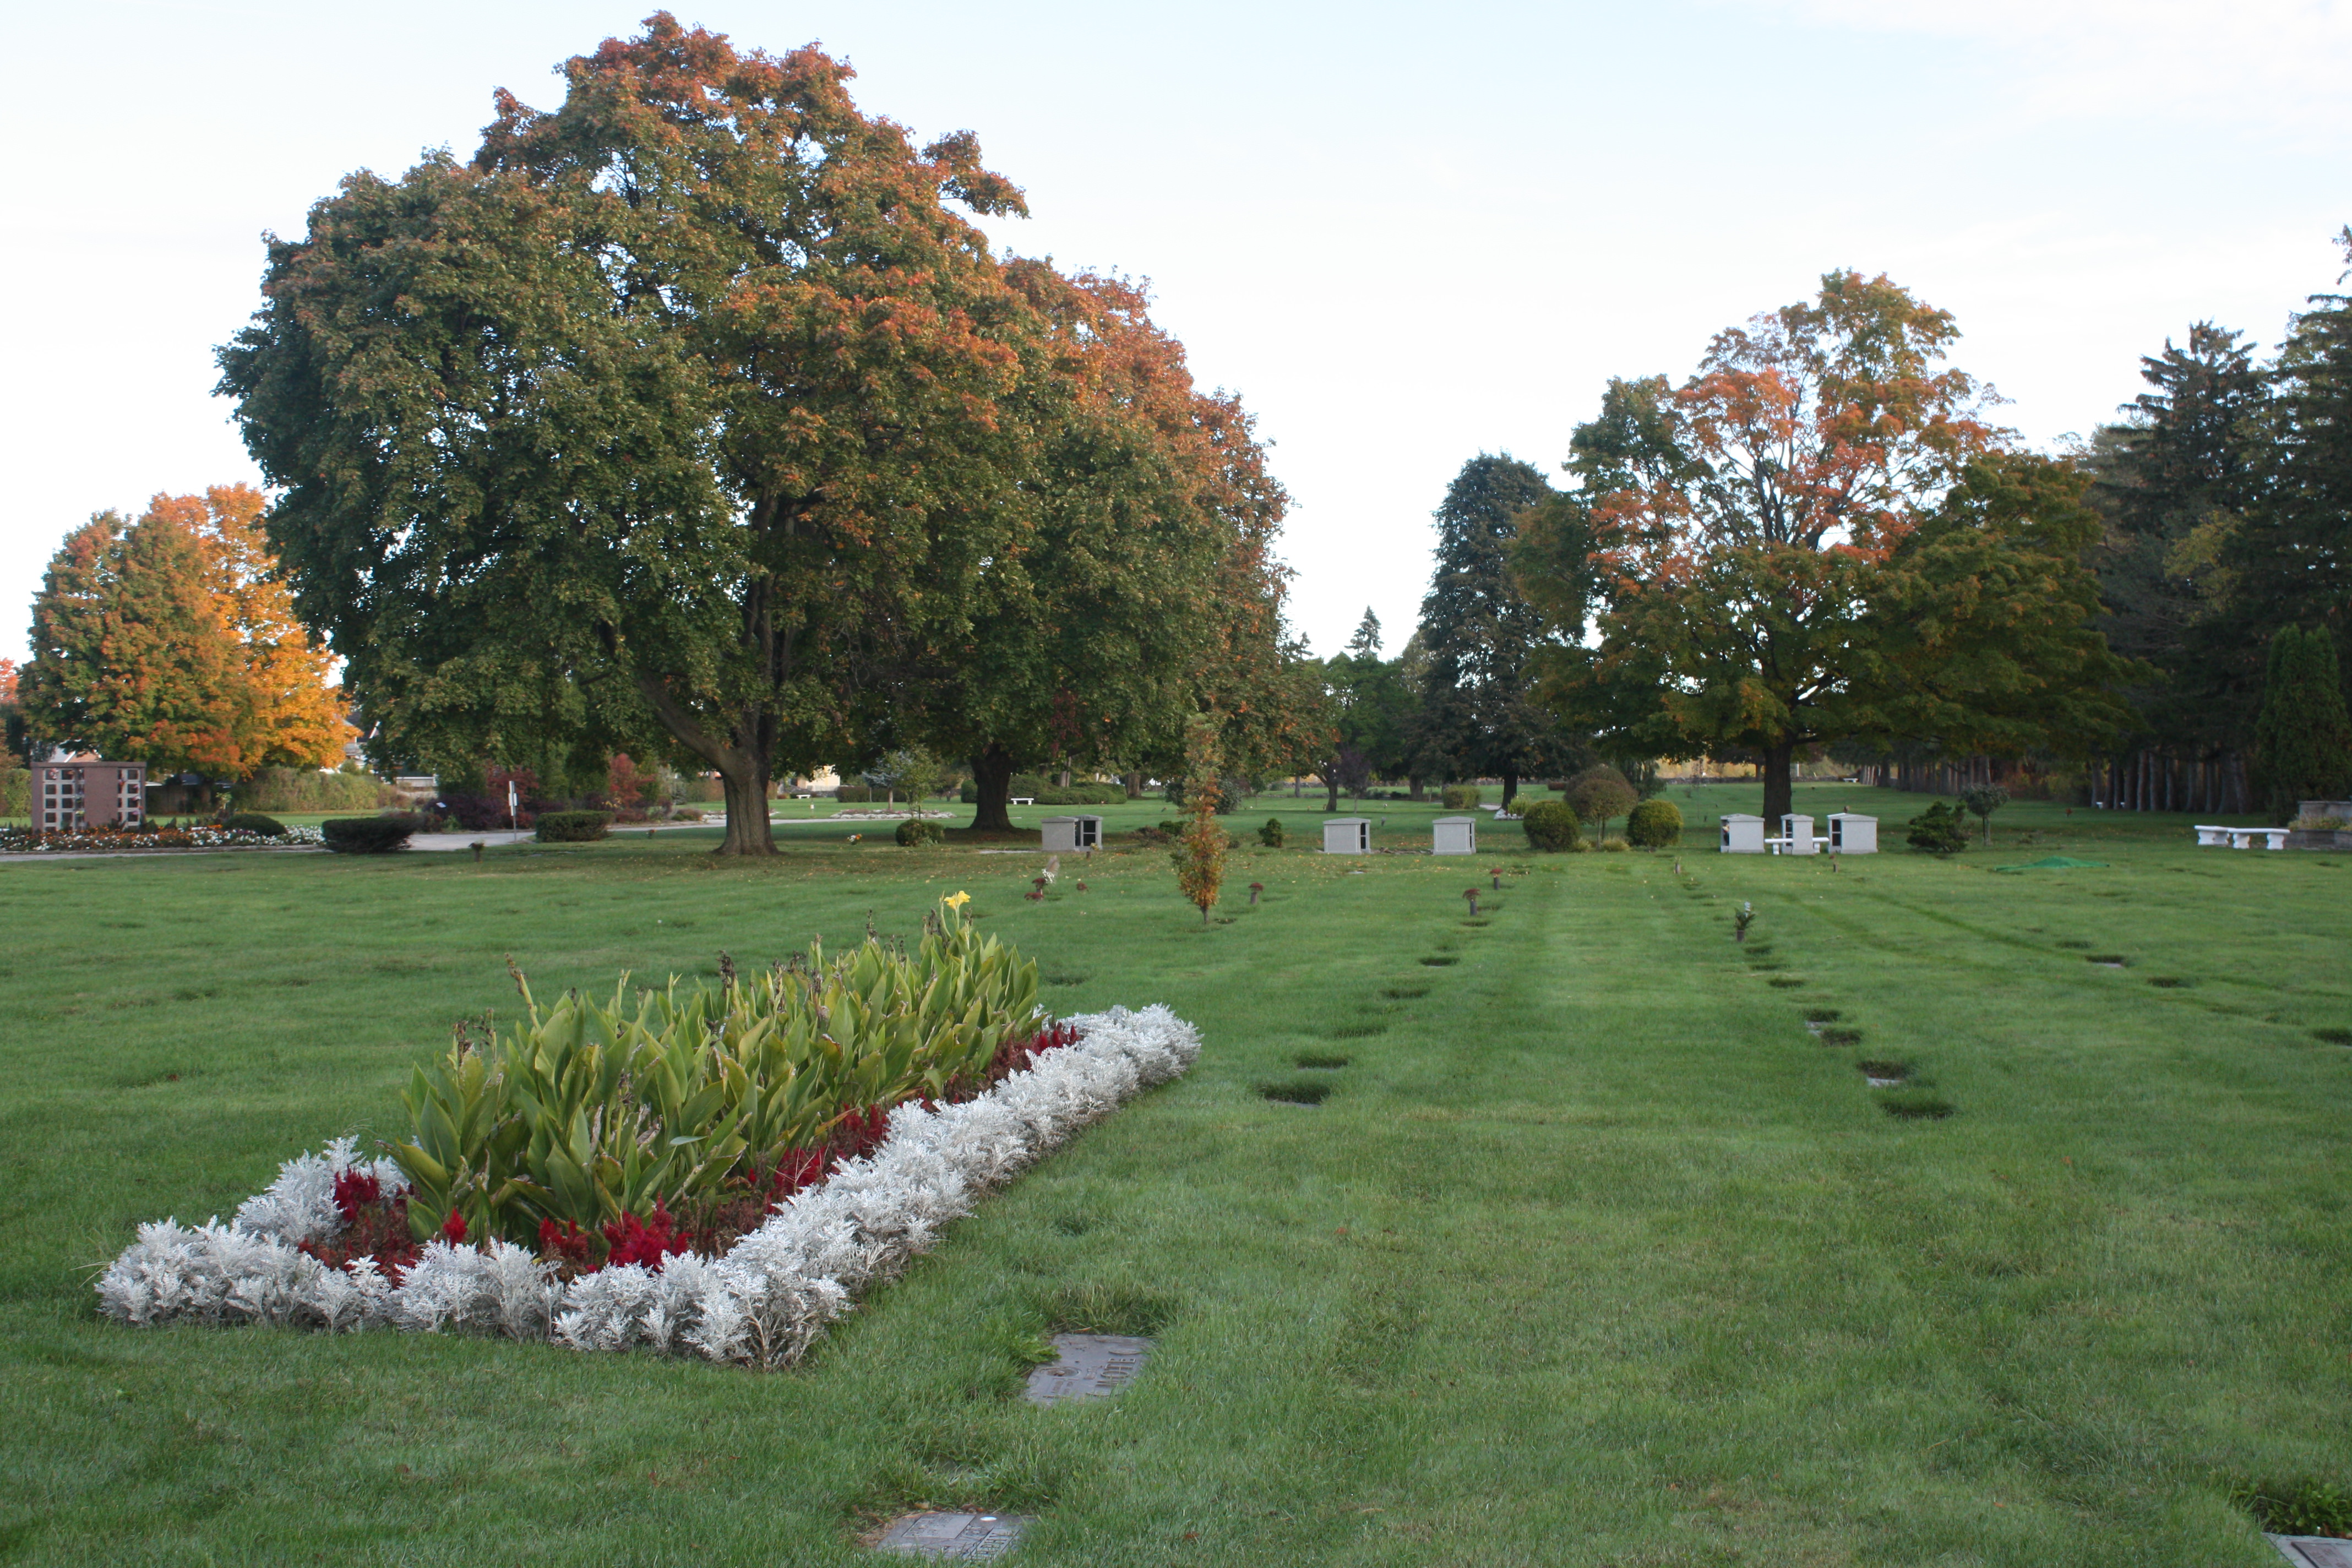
[
  {"xmin": 1564, "ymin": 765, "xmax": 1637, "ymax": 841},
  {"xmin": 2252, "ymin": 625, "xmax": 2352, "ymax": 819},
  {"xmin": 217, "ymin": 17, "xmax": 1046, "ymax": 855},
  {"xmin": 895, "ymin": 266, "xmax": 1297, "ymax": 831},
  {"xmin": 1415, "ymin": 454, "xmax": 1571, "ymax": 804},
  {"xmin": 1524, "ymin": 274, "xmax": 2132, "ymax": 825},
  {"xmin": 1958, "ymin": 785, "xmax": 2008, "ymax": 845}
]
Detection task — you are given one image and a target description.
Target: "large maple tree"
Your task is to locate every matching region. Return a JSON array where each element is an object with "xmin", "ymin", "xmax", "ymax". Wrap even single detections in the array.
[
  {"xmin": 1518, "ymin": 272, "xmax": 2129, "ymax": 824},
  {"xmin": 220, "ymin": 17, "xmax": 1042, "ymax": 854}
]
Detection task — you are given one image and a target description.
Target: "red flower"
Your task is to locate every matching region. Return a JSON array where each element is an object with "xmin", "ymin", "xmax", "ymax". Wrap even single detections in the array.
[
  {"xmin": 538, "ymin": 1217, "xmax": 594, "ymax": 1264},
  {"xmin": 440, "ymin": 1210, "xmax": 468, "ymax": 1245},
  {"xmin": 601, "ymin": 1200, "xmax": 690, "ymax": 1270},
  {"xmin": 331, "ymin": 1168, "xmax": 382, "ymax": 1222}
]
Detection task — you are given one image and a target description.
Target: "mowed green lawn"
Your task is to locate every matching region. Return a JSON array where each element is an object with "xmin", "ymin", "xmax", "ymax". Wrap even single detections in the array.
[{"xmin": 1, "ymin": 788, "xmax": 2345, "ymax": 1566}]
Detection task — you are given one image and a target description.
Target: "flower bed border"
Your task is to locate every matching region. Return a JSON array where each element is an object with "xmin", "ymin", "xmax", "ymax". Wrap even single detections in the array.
[
  {"xmin": 1, "ymin": 825, "xmax": 323, "ymax": 854},
  {"xmin": 96, "ymin": 1005, "xmax": 1197, "ymax": 1368}
]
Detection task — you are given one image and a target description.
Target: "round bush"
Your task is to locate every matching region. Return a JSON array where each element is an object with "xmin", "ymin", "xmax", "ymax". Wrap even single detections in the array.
[
  {"xmin": 1441, "ymin": 785, "xmax": 1483, "ymax": 811},
  {"xmin": 1625, "ymin": 798, "xmax": 1683, "ymax": 848},
  {"xmin": 221, "ymin": 812, "xmax": 287, "ymax": 837},
  {"xmin": 895, "ymin": 817, "xmax": 944, "ymax": 846},
  {"xmin": 1258, "ymin": 817, "xmax": 1286, "ymax": 848},
  {"xmin": 1521, "ymin": 798, "xmax": 1581, "ymax": 852}
]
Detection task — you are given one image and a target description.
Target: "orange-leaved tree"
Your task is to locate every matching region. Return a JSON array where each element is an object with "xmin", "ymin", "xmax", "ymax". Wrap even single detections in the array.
[
  {"xmin": 1517, "ymin": 271, "xmax": 2128, "ymax": 825},
  {"xmin": 1173, "ymin": 712, "xmax": 1227, "ymax": 924},
  {"xmin": 19, "ymin": 487, "xmax": 352, "ymax": 778}
]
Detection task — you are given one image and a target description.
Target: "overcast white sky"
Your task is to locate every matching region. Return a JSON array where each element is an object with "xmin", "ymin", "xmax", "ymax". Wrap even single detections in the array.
[{"xmin": 4, "ymin": 1, "xmax": 2348, "ymax": 666}]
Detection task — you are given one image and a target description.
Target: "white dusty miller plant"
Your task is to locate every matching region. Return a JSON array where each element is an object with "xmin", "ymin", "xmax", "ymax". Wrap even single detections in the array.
[{"xmin": 97, "ymin": 1005, "xmax": 1197, "ymax": 1368}]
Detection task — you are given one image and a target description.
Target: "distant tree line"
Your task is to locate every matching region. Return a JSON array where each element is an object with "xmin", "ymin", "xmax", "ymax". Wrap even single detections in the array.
[{"xmin": 1376, "ymin": 237, "xmax": 2352, "ymax": 824}]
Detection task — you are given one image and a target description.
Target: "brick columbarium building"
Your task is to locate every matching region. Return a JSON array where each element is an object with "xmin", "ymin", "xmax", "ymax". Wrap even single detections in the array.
[{"xmin": 30, "ymin": 760, "xmax": 147, "ymax": 832}]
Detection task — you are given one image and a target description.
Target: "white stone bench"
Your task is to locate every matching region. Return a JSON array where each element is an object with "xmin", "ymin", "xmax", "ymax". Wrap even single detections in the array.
[
  {"xmin": 2193, "ymin": 825, "xmax": 2230, "ymax": 847},
  {"xmin": 2228, "ymin": 827, "xmax": 2289, "ymax": 850},
  {"xmin": 1766, "ymin": 836, "xmax": 1830, "ymax": 855},
  {"xmin": 1010, "ymin": 796, "xmax": 1035, "ymax": 806}
]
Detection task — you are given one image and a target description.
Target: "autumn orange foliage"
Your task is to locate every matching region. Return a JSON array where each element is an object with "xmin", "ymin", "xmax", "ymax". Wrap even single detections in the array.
[{"xmin": 20, "ymin": 486, "xmax": 353, "ymax": 777}]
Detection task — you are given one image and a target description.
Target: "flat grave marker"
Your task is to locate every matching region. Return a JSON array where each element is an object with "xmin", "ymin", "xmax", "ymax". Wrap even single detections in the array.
[
  {"xmin": 876, "ymin": 1512, "xmax": 1032, "ymax": 1560},
  {"xmin": 1025, "ymin": 1333, "xmax": 1152, "ymax": 1407},
  {"xmin": 2270, "ymin": 1537, "xmax": 2352, "ymax": 1567}
]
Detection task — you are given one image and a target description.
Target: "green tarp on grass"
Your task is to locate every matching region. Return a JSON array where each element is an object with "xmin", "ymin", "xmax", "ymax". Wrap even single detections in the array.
[{"xmin": 1992, "ymin": 856, "xmax": 2110, "ymax": 873}]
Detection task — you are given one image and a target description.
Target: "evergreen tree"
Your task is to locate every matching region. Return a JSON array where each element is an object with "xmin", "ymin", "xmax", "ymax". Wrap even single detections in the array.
[
  {"xmin": 1346, "ymin": 608, "xmax": 1382, "ymax": 658},
  {"xmin": 1414, "ymin": 454, "xmax": 1568, "ymax": 804},
  {"xmin": 2225, "ymin": 230, "xmax": 2352, "ymax": 694},
  {"xmin": 2252, "ymin": 625, "xmax": 2352, "ymax": 820},
  {"xmin": 2087, "ymin": 323, "xmax": 2271, "ymax": 752}
]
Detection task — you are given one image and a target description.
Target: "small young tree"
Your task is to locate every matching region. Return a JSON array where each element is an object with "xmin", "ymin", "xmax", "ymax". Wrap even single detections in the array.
[
  {"xmin": 1958, "ymin": 784, "xmax": 2008, "ymax": 846},
  {"xmin": 2253, "ymin": 626, "xmax": 2352, "ymax": 821},
  {"xmin": 1565, "ymin": 765, "xmax": 1638, "ymax": 841},
  {"xmin": 1174, "ymin": 712, "xmax": 1228, "ymax": 924}
]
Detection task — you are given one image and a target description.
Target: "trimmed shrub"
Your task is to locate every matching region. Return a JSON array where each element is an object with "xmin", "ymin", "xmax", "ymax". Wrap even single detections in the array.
[
  {"xmin": 322, "ymin": 814, "xmax": 422, "ymax": 854},
  {"xmin": 439, "ymin": 792, "xmax": 527, "ymax": 831},
  {"xmin": 1037, "ymin": 782, "xmax": 1124, "ymax": 805},
  {"xmin": 221, "ymin": 812, "xmax": 287, "ymax": 837},
  {"xmin": 236, "ymin": 766, "xmax": 396, "ymax": 814},
  {"xmin": 535, "ymin": 810, "xmax": 612, "ymax": 842},
  {"xmin": 896, "ymin": 818, "xmax": 944, "ymax": 846},
  {"xmin": 835, "ymin": 784, "xmax": 873, "ymax": 803},
  {"xmin": 1626, "ymin": 798, "xmax": 1683, "ymax": 848},
  {"xmin": 0, "ymin": 766, "xmax": 29, "ymax": 819},
  {"xmin": 1441, "ymin": 785, "xmax": 1482, "ymax": 810},
  {"xmin": 1905, "ymin": 800, "xmax": 1968, "ymax": 855},
  {"xmin": 1521, "ymin": 798, "xmax": 1580, "ymax": 852},
  {"xmin": 1259, "ymin": 817, "xmax": 1286, "ymax": 848}
]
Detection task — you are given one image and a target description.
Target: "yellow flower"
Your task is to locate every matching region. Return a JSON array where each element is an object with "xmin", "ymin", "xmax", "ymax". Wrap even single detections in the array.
[{"xmin": 943, "ymin": 890, "xmax": 971, "ymax": 910}]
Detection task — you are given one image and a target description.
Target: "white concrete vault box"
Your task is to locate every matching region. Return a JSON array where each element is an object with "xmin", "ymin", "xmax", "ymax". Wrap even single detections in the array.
[
  {"xmin": 1775, "ymin": 814, "xmax": 1820, "ymax": 854},
  {"xmin": 1719, "ymin": 813, "xmax": 1766, "ymax": 853},
  {"xmin": 1322, "ymin": 816, "xmax": 1372, "ymax": 853},
  {"xmin": 1431, "ymin": 815, "xmax": 1477, "ymax": 854},
  {"xmin": 1827, "ymin": 813, "xmax": 1877, "ymax": 853},
  {"xmin": 1039, "ymin": 815, "xmax": 1101, "ymax": 852}
]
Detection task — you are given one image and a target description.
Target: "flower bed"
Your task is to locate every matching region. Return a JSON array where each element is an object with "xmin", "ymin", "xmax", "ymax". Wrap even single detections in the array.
[
  {"xmin": 0, "ymin": 824, "xmax": 322, "ymax": 853},
  {"xmin": 96, "ymin": 1005, "xmax": 1196, "ymax": 1365}
]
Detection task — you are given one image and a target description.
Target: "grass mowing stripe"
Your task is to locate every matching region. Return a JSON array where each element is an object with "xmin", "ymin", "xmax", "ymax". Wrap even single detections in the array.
[{"xmin": 0, "ymin": 788, "xmax": 2344, "ymax": 1562}]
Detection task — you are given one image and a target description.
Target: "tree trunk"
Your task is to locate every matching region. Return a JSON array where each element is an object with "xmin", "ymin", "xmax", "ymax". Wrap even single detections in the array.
[
  {"xmin": 1058, "ymin": 768, "xmax": 1072, "ymax": 789},
  {"xmin": 1409, "ymin": 775, "xmax": 1425, "ymax": 802},
  {"xmin": 1500, "ymin": 770, "xmax": 1518, "ymax": 810},
  {"xmin": 968, "ymin": 743, "xmax": 1016, "ymax": 832},
  {"xmin": 1761, "ymin": 741, "xmax": 1795, "ymax": 827},
  {"xmin": 1324, "ymin": 771, "xmax": 1340, "ymax": 814},
  {"xmin": 716, "ymin": 761, "xmax": 775, "ymax": 855},
  {"xmin": 1124, "ymin": 771, "xmax": 1142, "ymax": 799}
]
